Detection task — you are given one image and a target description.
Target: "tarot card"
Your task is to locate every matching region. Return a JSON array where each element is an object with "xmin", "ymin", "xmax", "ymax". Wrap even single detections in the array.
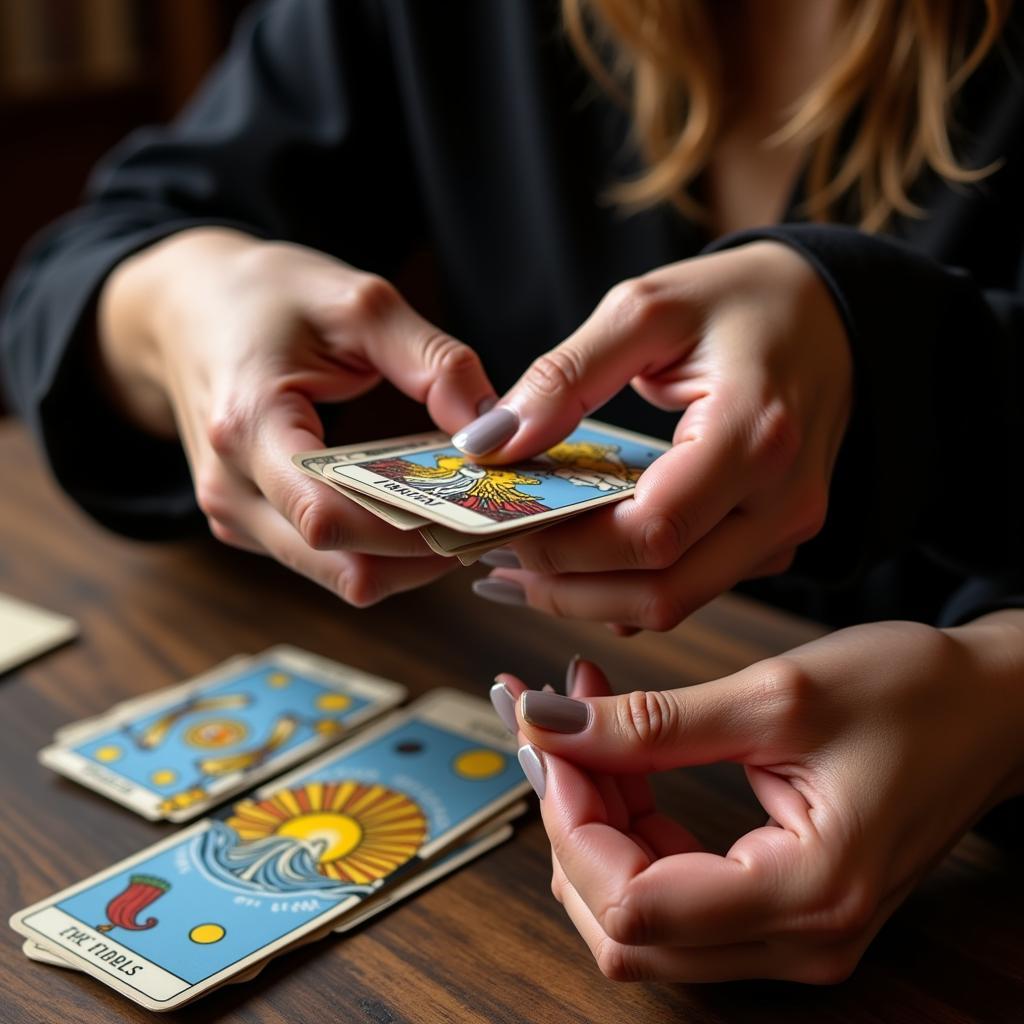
[
  {"xmin": 11, "ymin": 690, "xmax": 528, "ymax": 1011},
  {"xmin": 0, "ymin": 592, "xmax": 78, "ymax": 675},
  {"xmin": 321, "ymin": 419, "xmax": 669, "ymax": 535},
  {"xmin": 40, "ymin": 647, "xmax": 405, "ymax": 822},
  {"xmin": 51, "ymin": 656, "xmax": 255, "ymax": 745},
  {"xmin": 293, "ymin": 436, "xmax": 446, "ymax": 531}
]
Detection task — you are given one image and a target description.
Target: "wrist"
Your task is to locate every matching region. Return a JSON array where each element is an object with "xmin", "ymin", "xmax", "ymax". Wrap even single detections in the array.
[
  {"xmin": 944, "ymin": 609, "xmax": 1024, "ymax": 803},
  {"xmin": 97, "ymin": 227, "xmax": 259, "ymax": 437}
]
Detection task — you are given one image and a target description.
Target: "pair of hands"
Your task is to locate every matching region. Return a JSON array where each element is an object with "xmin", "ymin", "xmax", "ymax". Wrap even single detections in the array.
[
  {"xmin": 493, "ymin": 613, "xmax": 1024, "ymax": 983},
  {"xmin": 99, "ymin": 227, "xmax": 850, "ymax": 628}
]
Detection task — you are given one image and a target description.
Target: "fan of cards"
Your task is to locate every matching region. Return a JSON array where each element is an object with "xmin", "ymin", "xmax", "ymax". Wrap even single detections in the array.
[
  {"xmin": 12, "ymin": 648, "xmax": 530, "ymax": 1011},
  {"xmin": 293, "ymin": 418, "xmax": 670, "ymax": 564}
]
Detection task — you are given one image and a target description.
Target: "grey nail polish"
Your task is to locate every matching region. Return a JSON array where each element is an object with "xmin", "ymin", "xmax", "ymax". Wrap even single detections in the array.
[
  {"xmin": 565, "ymin": 654, "xmax": 581, "ymax": 697},
  {"xmin": 521, "ymin": 690, "xmax": 590, "ymax": 733},
  {"xmin": 518, "ymin": 744, "xmax": 546, "ymax": 799},
  {"xmin": 489, "ymin": 682, "xmax": 518, "ymax": 734},
  {"xmin": 476, "ymin": 395, "xmax": 498, "ymax": 415},
  {"xmin": 451, "ymin": 407, "xmax": 519, "ymax": 456},
  {"xmin": 479, "ymin": 548, "xmax": 522, "ymax": 569},
  {"xmin": 471, "ymin": 578, "xmax": 526, "ymax": 606}
]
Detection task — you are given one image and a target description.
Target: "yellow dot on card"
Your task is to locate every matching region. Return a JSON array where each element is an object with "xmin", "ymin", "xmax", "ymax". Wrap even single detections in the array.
[
  {"xmin": 94, "ymin": 745, "xmax": 123, "ymax": 763},
  {"xmin": 189, "ymin": 923, "xmax": 225, "ymax": 944},
  {"xmin": 315, "ymin": 693, "xmax": 351, "ymax": 712},
  {"xmin": 453, "ymin": 749, "xmax": 505, "ymax": 780},
  {"xmin": 267, "ymin": 672, "xmax": 291, "ymax": 688},
  {"xmin": 314, "ymin": 719, "xmax": 342, "ymax": 735},
  {"xmin": 150, "ymin": 769, "xmax": 178, "ymax": 786}
]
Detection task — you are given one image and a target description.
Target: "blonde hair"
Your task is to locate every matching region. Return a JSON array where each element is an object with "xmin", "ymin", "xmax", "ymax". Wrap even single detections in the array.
[{"xmin": 562, "ymin": 0, "xmax": 1011, "ymax": 231}]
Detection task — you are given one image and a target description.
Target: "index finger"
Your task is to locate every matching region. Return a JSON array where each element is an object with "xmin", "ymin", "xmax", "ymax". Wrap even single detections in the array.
[{"xmin": 538, "ymin": 748, "xmax": 786, "ymax": 947}]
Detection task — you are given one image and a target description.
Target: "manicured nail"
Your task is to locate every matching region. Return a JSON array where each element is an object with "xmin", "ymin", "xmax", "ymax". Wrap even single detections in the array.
[
  {"xmin": 476, "ymin": 395, "xmax": 497, "ymax": 415},
  {"xmin": 489, "ymin": 682, "xmax": 518, "ymax": 734},
  {"xmin": 452, "ymin": 407, "xmax": 518, "ymax": 456},
  {"xmin": 472, "ymin": 578, "xmax": 526, "ymax": 606},
  {"xmin": 518, "ymin": 744, "xmax": 546, "ymax": 799},
  {"xmin": 479, "ymin": 548, "xmax": 521, "ymax": 569},
  {"xmin": 521, "ymin": 691, "xmax": 590, "ymax": 733},
  {"xmin": 565, "ymin": 654, "xmax": 581, "ymax": 697}
]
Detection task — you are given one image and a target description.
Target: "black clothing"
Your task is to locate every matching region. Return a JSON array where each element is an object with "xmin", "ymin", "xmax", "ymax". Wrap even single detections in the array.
[{"xmin": 2, "ymin": 0, "xmax": 1023, "ymax": 629}]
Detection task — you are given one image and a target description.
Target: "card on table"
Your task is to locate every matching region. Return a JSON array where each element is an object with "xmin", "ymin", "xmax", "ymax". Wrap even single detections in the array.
[
  {"xmin": 39, "ymin": 647, "xmax": 405, "ymax": 822},
  {"xmin": 293, "ymin": 419, "xmax": 670, "ymax": 548},
  {"xmin": 21, "ymin": 807, "xmax": 523, "ymax": 979},
  {"xmin": 0, "ymin": 592, "xmax": 78, "ymax": 676},
  {"xmin": 12, "ymin": 689, "xmax": 528, "ymax": 1011}
]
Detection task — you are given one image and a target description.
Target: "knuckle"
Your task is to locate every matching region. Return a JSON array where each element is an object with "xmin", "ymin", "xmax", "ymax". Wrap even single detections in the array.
[
  {"xmin": 755, "ymin": 656, "xmax": 815, "ymax": 726},
  {"xmin": 334, "ymin": 562, "xmax": 380, "ymax": 608},
  {"xmin": 422, "ymin": 333, "xmax": 481, "ymax": 379},
  {"xmin": 290, "ymin": 493, "xmax": 340, "ymax": 551},
  {"xmin": 194, "ymin": 470, "xmax": 232, "ymax": 523},
  {"xmin": 523, "ymin": 347, "xmax": 588, "ymax": 402},
  {"xmin": 600, "ymin": 890, "xmax": 649, "ymax": 946},
  {"xmin": 748, "ymin": 400, "xmax": 801, "ymax": 473},
  {"xmin": 634, "ymin": 512, "xmax": 686, "ymax": 570},
  {"xmin": 207, "ymin": 517, "xmax": 241, "ymax": 548},
  {"xmin": 594, "ymin": 939, "xmax": 642, "ymax": 983},
  {"xmin": 206, "ymin": 404, "xmax": 250, "ymax": 461},
  {"xmin": 616, "ymin": 689, "xmax": 680, "ymax": 747},
  {"xmin": 342, "ymin": 274, "xmax": 399, "ymax": 322},
  {"xmin": 789, "ymin": 485, "xmax": 829, "ymax": 545},
  {"xmin": 637, "ymin": 585, "xmax": 686, "ymax": 631},
  {"xmin": 602, "ymin": 276, "xmax": 666, "ymax": 335},
  {"xmin": 810, "ymin": 878, "xmax": 878, "ymax": 941}
]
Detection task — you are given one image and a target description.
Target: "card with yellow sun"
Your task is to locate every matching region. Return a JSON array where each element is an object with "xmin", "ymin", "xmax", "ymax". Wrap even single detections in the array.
[{"xmin": 12, "ymin": 690, "xmax": 528, "ymax": 1012}]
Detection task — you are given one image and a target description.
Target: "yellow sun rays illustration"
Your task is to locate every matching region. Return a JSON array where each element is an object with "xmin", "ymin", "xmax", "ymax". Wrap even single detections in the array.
[{"xmin": 227, "ymin": 782, "xmax": 428, "ymax": 884}]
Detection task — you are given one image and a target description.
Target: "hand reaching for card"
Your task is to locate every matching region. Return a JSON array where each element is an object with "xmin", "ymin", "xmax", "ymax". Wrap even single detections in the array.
[
  {"xmin": 493, "ymin": 614, "xmax": 1024, "ymax": 982},
  {"xmin": 460, "ymin": 241, "xmax": 852, "ymax": 631},
  {"xmin": 98, "ymin": 228, "xmax": 498, "ymax": 605}
]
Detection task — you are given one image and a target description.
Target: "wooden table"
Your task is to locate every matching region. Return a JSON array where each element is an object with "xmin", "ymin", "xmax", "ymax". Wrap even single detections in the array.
[{"xmin": 0, "ymin": 420, "xmax": 1020, "ymax": 1024}]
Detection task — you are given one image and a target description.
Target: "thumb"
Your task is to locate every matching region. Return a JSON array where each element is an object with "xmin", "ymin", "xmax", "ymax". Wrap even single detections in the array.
[
  {"xmin": 323, "ymin": 275, "xmax": 498, "ymax": 434},
  {"xmin": 515, "ymin": 661, "xmax": 774, "ymax": 773},
  {"xmin": 451, "ymin": 280, "xmax": 687, "ymax": 461}
]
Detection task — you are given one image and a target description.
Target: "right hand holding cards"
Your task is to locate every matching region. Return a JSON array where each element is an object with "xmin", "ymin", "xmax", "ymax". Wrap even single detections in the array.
[{"xmin": 293, "ymin": 419, "xmax": 669, "ymax": 565}]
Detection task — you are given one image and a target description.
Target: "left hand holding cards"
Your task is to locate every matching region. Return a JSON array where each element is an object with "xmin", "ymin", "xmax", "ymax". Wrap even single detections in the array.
[
  {"xmin": 100, "ymin": 228, "xmax": 499, "ymax": 607},
  {"xmin": 454, "ymin": 242, "xmax": 852, "ymax": 631}
]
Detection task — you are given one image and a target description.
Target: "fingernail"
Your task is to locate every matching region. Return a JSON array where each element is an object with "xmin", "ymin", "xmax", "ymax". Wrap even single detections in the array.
[
  {"xmin": 565, "ymin": 654, "xmax": 581, "ymax": 697},
  {"xmin": 479, "ymin": 548, "xmax": 521, "ymax": 569},
  {"xmin": 521, "ymin": 690, "xmax": 590, "ymax": 733},
  {"xmin": 542, "ymin": 683, "xmax": 555, "ymax": 693},
  {"xmin": 472, "ymin": 578, "xmax": 526, "ymax": 606},
  {"xmin": 476, "ymin": 395, "xmax": 498, "ymax": 415},
  {"xmin": 518, "ymin": 744, "xmax": 546, "ymax": 799},
  {"xmin": 452, "ymin": 407, "xmax": 518, "ymax": 456},
  {"xmin": 489, "ymin": 682, "xmax": 518, "ymax": 734}
]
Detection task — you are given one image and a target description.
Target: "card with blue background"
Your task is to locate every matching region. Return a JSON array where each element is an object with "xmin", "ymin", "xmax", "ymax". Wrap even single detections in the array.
[
  {"xmin": 39, "ymin": 647, "xmax": 405, "ymax": 821},
  {"xmin": 13, "ymin": 690, "xmax": 527, "ymax": 1011}
]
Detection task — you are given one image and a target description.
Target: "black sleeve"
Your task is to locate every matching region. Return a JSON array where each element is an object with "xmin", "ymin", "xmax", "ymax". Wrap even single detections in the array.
[
  {"xmin": 0, "ymin": 0, "xmax": 421, "ymax": 538},
  {"xmin": 705, "ymin": 224, "xmax": 1024, "ymax": 623}
]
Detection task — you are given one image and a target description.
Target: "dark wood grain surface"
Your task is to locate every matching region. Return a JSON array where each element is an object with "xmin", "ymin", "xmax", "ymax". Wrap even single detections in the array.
[{"xmin": 1, "ymin": 420, "xmax": 1020, "ymax": 1024}]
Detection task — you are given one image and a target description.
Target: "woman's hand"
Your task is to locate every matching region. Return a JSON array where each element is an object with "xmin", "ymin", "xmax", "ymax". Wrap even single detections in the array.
[
  {"xmin": 98, "ymin": 227, "xmax": 497, "ymax": 606},
  {"xmin": 463, "ymin": 241, "xmax": 851, "ymax": 631},
  {"xmin": 494, "ymin": 613, "xmax": 1024, "ymax": 982}
]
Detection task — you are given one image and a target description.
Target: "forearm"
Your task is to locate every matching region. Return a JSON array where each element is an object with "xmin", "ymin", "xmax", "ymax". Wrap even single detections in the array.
[{"xmin": 945, "ymin": 607, "xmax": 1024, "ymax": 803}]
